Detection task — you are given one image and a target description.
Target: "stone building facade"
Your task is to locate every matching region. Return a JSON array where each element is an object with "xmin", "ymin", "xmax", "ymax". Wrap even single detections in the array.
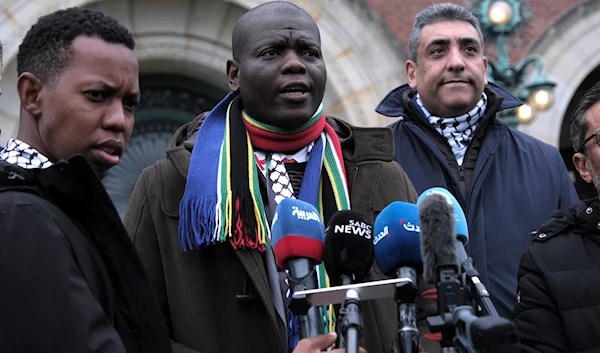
[{"xmin": 0, "ymin": 0, "xmax": 598, "ymax": 209}]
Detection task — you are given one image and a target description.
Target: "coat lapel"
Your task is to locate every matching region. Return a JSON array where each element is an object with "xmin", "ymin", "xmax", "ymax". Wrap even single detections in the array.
[
  {"xmin": 235, "ymin": 249, "xmax": 287, "ymax": 352},
  {"xmin": 165, "ymin": 143, "xmax": 287, "ymax": 352}
]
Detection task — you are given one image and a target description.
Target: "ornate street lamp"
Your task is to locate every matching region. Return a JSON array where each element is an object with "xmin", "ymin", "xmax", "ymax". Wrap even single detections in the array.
[{"xmin": 473, "ymin": 0, "xmax": 556, "ymax": 127}]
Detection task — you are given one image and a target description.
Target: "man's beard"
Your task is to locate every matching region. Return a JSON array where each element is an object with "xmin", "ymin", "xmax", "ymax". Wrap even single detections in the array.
[{"xmin": 587, "ymin": 159, "xmax": 600, "ymax": 195}]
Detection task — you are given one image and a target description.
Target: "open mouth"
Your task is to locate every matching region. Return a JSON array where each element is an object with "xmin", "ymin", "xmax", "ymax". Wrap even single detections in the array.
[
  {"xmin": 92, "ymin": 142, "xmax": 124, "ymax": 168},
  {"xmin": 280, "ymin": 81, "xmax": 310, "ymax": 97},
  {"xmin": 282, "ymin": 87, "xmax": 308, "ymax": 96},
  {"xmin": 99, "ymin": 146, "xmax": 120, "ymax": 156},
  {"xmin": 97, "ymin": 143, "xmax": 123, "ymax": 158}
]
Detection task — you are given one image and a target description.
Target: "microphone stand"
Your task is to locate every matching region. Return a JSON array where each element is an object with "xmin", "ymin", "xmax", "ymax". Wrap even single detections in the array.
[
  {"xmin": 426, "ymin": 260, "xmax": 520, "ymax": 353},
  {"xmin": 460, "ymin": 257, "xmax": 498, "ymax": 317},
  {"xmin": 339, "ymin": 288, "xmax": 363, "ymax": 353},
  {"xmin": 335, "ymin": 275, "xmax": 354, "ymax": 349},
  {"xmin": 287, "ymin": 258, "xmax": 323, "ymax": 338},
  {"xmin": 395, "ymin": 267, "xmax": 419, "ymax": 353}
]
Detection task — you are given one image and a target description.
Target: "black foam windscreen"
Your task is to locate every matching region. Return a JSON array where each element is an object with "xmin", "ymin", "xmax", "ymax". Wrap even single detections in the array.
[
  {"xmin": 323, "ymin": 210, "xmax": 375, "ymax": 284},
  {"xmin": 418, "ymin": 193, "xmax": 459, "ymax": 283}
]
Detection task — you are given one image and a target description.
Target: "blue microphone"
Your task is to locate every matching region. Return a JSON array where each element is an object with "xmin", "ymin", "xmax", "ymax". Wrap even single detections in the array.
[
  {"xmin": 374, "ymin": 201, "xmax": 421, "ymax": 353},
  {"xmin": 271, "ymin": 198, "xmax": 325, "ymax": 339},
  {"xmin": 418, "ymin": 187, "xmax": 498, "ymax": 317},
  {"xmin": 374, "ymin": 201, "xmax": 422, "ymax": 276},
  {"xmin": 417, "ymin": 187, "xmax": 468, "ymax": 247}
]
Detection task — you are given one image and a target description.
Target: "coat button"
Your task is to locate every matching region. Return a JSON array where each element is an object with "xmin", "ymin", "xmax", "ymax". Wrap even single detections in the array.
[
  {"xmin": 597, "ymin": 222, "xmax": 600, "ymax": 230},
  {"xmin": 586, "ymin": 207, "xmax": 593, "ymax": 215},
  {"xmin": 538, "ymin": 233, "xmax": 547, "ymax": 239}
]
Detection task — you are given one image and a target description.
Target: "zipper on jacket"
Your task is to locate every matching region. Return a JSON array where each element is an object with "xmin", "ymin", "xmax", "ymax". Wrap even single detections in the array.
[{"xmin": 458, "ymin": 165, "xmax": 467, "ymax": 203}]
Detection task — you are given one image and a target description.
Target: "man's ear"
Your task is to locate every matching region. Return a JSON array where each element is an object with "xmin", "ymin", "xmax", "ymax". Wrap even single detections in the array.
[
  {"xmin": 573, "ymin": 152, "xmax": 592, "ymax": 184},
  {"xmin": 17, "ymin": 72, "xmax": 44, "ymax": 117},
  {"xmin": 406, "ymin": 60, "xmax": 417, "ymax": 89},
  {"xmin": 227, "ymin": 59, "xmax": 240, "ymax": 93}
]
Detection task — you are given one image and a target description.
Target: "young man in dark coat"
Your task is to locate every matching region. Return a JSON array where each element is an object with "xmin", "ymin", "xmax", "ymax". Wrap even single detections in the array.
[
  {"xmin": 124, "ymin": 2, "xmax": 417, "ymax": 353},
  {"xmin": 0, "ymin": 8, "xmax": 172, "ymax": 353},
  {"xmin": 375, "ymin": 3, "xmax": 578, "ymax": 325},
  {"xmin": 513, "ymin": 82, "xmax": 600, "ymax": 353}
]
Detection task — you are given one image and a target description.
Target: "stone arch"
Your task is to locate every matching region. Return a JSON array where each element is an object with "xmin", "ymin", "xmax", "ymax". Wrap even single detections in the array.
[
  {"xmin": 518, "ymin": 0, "xmax": 600, "ymax": 148},
  {"xmin": 0, "ymin": 0, "xmax": 407, "ymax": 145}
]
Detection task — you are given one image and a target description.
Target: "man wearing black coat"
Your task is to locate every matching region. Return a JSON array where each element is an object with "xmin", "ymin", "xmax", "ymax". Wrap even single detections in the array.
[
  {"xmin": 0, "ymin": 8, "xmax": 171, "ymax": 353},
  {"xmin": 513, "ymin": 82, "xmax": 600, "ymax": 352}
]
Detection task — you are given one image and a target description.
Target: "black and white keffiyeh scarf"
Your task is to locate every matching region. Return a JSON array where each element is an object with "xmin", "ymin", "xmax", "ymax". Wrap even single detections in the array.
[
  {"xmin": 415, "ymin": 93, "xmax": 487, "ymax": 166},
  {"xmin": 0, "ymin": 138, "xmax": 53, "ymax": 169}
]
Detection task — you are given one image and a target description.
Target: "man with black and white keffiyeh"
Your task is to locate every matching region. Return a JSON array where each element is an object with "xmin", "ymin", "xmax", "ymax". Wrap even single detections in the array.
[
  {"xmin": 375, "ymin": 4, "xmax": 579, "ymax": 350},
  {"xmin": 0, "ymin": 8, "xmax": 172, "ymax": 353}
]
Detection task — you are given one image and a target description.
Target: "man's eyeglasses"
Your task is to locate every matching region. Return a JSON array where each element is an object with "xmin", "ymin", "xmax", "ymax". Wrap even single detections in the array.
[{"xmin": 580, "ymin": 129, "xmax": 600, "ymax": 153}]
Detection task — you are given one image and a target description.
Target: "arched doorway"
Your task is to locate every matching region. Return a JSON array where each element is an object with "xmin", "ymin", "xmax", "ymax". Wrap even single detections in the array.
[
  {"xmin": 517, "ymin": 0, "xmax": 600, "ymax": 199},
  {"xmin": 558, "ymin": 66, "xmax": 600, "ymax": 200},
  {"xmin": 519, "ymin": 0, "xmax": 600, "ymax": 148},
  {"xmin": 102, "ymin": 74, "xmax": 226, "ymax": 218}
]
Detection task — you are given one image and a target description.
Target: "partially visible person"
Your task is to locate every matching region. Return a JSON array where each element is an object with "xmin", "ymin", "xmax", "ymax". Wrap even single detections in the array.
[
  {"xmin": 0, "ymin": 8, "xmax": 171, "ymax": 353},
  {"xmin": 125, "ymin": 2, "xmax": 417, "ymax": 353},
  {"xmin": 512, "ymin": 82, "xmax": 600, "ymax": 353},
  {"xmin": 375, "ymin": 3, "xmax": 578, "ymax": 323}
]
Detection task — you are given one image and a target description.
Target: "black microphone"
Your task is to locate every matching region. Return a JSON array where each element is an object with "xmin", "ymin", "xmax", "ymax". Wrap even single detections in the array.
[
  {"xmin": 323, "ymin": 210, "xmax": 374, "ymax": 353},
  {"xmin": 323, "ymin": 210, "xmax": 374, "ymax": 285}
]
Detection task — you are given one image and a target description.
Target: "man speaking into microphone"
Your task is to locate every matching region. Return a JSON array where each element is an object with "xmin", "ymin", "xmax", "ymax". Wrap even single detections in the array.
[{"xmin": 124, "ymin": 2, "xmax": 418, "ymax": 353}]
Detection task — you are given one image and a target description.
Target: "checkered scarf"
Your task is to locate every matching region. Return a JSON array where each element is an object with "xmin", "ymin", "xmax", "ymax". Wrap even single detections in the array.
[
  {"xmin": 415, "ymin": 93, "xmax": 487, "ymax": 165},
  {"xmin": 0, "ymin": 139, "xmax": 53, "ymax": 169}
]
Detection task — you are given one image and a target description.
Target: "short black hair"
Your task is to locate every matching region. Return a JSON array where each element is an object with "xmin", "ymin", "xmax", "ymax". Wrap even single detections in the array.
[
  {"xmin": 17, "ymin": 7, "xmax": 135, "ymax": 83},
  {"xmin": 231, "ymin": 1, "xmax": 315, "ymax": 61},
  {"xmin": 571, "ymin": 82, "xmax": 600, "ymax": 153}
]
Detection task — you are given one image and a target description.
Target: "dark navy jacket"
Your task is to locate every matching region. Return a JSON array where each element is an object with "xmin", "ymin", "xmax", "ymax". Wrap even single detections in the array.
[{"xmin": 376, "ymin": 83, "xmax": 580, "ymax": 318}]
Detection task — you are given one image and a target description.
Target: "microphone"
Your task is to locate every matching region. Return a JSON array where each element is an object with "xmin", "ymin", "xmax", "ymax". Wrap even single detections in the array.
[
  {"xmin": 323, "ymin": 210, "xmax": 374, "ymax": 286},
  {"xmin": 417, "ymin": 190, "xmax": 463, "ymax": 348},
  {"xmin": 416, "ymin": 189, "xmax": 461, "ymax": 284},
  {"xmin": 272, "ymin": 198, "xmax": 325, "ymax": 339},
  {"xmin": 418, "ymin": 187, "xmax": 498, "ymax": 317},
  {"xmin": 417, "ymin": 191, "xmax": 519, "ymax": 351},
  {"xmin": 373, "ymin": 201, "xmax": 421, "ymax": 353},
  {"xmin": 323, "ymin": 210, "xmax": 374, "ymax": 352}
]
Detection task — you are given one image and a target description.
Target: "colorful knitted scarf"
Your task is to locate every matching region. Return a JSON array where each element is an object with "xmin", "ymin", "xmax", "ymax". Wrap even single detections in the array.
[
  {"xmin": 179, "ymin": 93, "xmax": 350, "ymax": 348},
  {"xmin": 179, "ymin": 92, "xmax": 350, "ymax": 252}
]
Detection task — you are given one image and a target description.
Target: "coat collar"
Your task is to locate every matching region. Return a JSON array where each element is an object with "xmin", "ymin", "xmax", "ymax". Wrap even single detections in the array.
[
  {"xmin": 532, "ymin": 198, "xmax": 600, "ymax": 242},
  {"xmin": 375, "ymin": 82, "xmax": 522, "ymax": 118}
]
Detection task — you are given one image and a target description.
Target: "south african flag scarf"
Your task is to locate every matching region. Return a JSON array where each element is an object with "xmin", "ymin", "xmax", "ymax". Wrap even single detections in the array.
[
  {"xmin": 179, "ymin": 92, "xmax": 350, "ymax": 349},
  {"xmin": 179, "ymin": 91, "xmax": 350, "ymax": 251}
]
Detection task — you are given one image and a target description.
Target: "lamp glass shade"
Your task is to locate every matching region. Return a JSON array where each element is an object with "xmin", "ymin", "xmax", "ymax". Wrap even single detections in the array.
[
  {"xmin": 529, "ymin": 88, "xmax": 554, "ymax": 111},
  {"xmin": 517, "ymin": 104, "xmax": 535, "ymax": 124},
  {"xmin": 488, "ymin": 1, "xmax": 514, "ymax": 25}
]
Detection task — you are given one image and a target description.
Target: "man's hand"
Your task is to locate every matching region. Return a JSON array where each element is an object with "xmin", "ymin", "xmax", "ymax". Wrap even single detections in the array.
[{"xmin": 292, "ymin": 332, "xmax": 367, "ymax": 353}]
